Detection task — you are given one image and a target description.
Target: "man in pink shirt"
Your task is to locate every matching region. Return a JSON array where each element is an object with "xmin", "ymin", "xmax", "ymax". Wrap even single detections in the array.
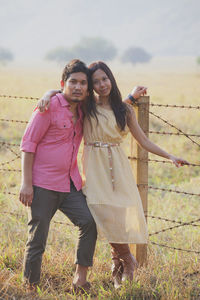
[{"xmin": 19, "ymin": 59, "xmax": 97, "ymax": 292}]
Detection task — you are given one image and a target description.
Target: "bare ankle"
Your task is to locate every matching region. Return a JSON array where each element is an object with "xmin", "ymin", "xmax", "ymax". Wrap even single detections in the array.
[{"xmin": 73, "ymin": 264, "xmax": 88, "ymax": 286}]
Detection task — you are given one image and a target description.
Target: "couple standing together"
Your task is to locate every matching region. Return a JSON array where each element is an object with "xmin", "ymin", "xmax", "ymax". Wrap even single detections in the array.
[{"xmin": 19, "ymin": 59, "xmax": 188, "ymax": 292}]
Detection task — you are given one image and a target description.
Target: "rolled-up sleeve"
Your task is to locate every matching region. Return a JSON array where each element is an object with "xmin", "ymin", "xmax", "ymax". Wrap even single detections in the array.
[{"xmin": 21, "ymin": 109, "xmax": 51, "ymax": 153}]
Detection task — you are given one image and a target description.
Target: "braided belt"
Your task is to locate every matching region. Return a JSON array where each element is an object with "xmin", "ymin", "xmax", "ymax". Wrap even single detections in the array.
[{"xmin": 84, "ymin": 141, "xmax": 120, "ymax": 190}]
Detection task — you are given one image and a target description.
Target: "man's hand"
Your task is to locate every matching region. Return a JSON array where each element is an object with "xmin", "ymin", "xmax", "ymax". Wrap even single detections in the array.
[{"xmin": 19, "ymin": 184, "xmax": 33, "ymax": 207}]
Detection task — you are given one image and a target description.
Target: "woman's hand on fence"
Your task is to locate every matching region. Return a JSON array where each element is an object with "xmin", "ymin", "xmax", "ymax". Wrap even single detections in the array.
[
  {"xmin": 131, "ymin": 86, "xmax": 147, "ymax": 99},
  {"xmin": 169, "ymin": 155, "xmax": 189, "ymax": 168},
  {"xmin": 125, "ymin": 86, "xmax": 147, "ymax": 105}
]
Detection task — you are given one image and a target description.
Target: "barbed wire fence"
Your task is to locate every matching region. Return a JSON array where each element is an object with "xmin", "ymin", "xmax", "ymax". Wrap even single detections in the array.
[{"xmin": 0, "ymin": 94, "xmax": 200, "ymax": 256}]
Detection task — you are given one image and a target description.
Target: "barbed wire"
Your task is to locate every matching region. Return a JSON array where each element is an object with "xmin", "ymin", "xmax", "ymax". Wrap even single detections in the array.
[
  {"xmin": 4, "ymin": 143, "xmax": 21, "ymax": 158},
  {"xmin": 150, "ymin": 103, "xmax": 200, "ymax": 110},
  {"xmin": 1, "ymin": 95, "xmax": 200, "ymax": 111},
  {"xmin": 0, "ymin": 141, "xmax": 20, "ymax": 147},
  {"xmin": 0, "ymin": 95, "xmax": 39, "ymax": 100},
  {"xmin": 1, "ymin": 94, "xmax": 200, "ymax": 150},
  {"xmin": 128, "ymin": 156, "xmax": 200, "ymax": 167},
  {"xmin": 0, "ymin": 132, "xmax": 196, "ymax": 153},
  {"xmin": 0, "ymin": 168, "xmax": 21, "ymax": 172},
  {"xmin": 1, "ymin": 209, "xmax": 199, "ymax": 228},
  {"xmin": 183, "ymin": 271, "xmax": 200, "ymax": 278},
  {"xmin": 1, "ymin": 211, "xmax": 25, "ymax": 217},
  {"xmin": 0, "ymin": 211, "xmax": 73, "ymax": 226},
  {"xmin": 147, "ymin": 215, "xmax": 180, "ymax": 223},
  {"xmin": 1, "ymin": 94, "xmax": 200, "ymax": 255},
  {"xmin": 147, "ymin": 215, "xmax": 200, "ymax": 227},
  {"xmin": 1, "ymin": 210, "xmax": 199, "ymax": 254},
  {"xmin": 0, "ymin": 142, "xmax": 21, "ymax": 160},
  {"xmin": 148, "ymin": 110, "xmax": 200, "ymax": 148},
  {"xmin": 0, "ymin": 116, "xmax": 199, "ymax": 146},
  {"xmin": 0, "ymin": 156, "xmax": 20, "ymax": 166},
  {"xmin": 149, "ymin": 217, "xmax": 200, "ymax": 236},
  {"xmin": 149, "ymin": 186, "xmax": 200, "ymax": 197},
  {"xmin": 1, "ymin": 191, "xmax": 18, "ymax": 196},
  {"xmin": 1, "ymin": 127, "xmax": 199, "ymax": 140},
  {"xmin": 0, "ymin": 118, "xmax": 28, "ymax": 124},
  {"xmin": 1, "ymin": 126, "xmax": 199, "ymax": 140},
  {"xmin": 148, "ymin": 130, "xmax": 200, "ymax": 138},
  {"xmin": 1, "ymin": 182, "xmax": 200, "ymax": 200},
  {"xmin": 150, "ymin": 241, "xmax": 200, "ymax": 254},
  {"xmin": 138, "ymin": 184, "xmax": 200, "ymax": 197}
]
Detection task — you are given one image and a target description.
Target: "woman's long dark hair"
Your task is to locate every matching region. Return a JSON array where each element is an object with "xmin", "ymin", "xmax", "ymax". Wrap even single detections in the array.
[{"xmin": 85, "ymin": 61, "xmax": 127, "ymax": 131}]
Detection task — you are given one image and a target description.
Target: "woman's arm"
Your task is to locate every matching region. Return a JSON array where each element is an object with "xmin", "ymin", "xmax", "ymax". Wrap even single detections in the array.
[
  {"xmin": 126, "ymin": 105, "xmax": 189, "ymax": 167},
  {"xmin": 123, "ymin": 86, "xmax": 147, "ymax": 105},
  {"xmin": 37, "ymin": 89, "xmax": 60, "ymax": 112}
]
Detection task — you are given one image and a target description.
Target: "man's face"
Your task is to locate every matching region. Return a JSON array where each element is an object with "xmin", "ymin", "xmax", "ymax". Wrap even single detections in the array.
[{"xmin": 62, "ymin": 72, "xmax": 88, "ymax": 103}]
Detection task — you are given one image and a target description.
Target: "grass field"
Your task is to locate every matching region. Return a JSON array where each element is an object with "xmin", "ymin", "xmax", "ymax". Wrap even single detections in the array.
[{"xmin": 0, "ymin": 60, "xmax": 200, "ymax": 299}]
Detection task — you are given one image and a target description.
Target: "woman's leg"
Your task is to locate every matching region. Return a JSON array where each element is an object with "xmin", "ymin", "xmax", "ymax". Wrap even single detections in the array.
[
  {"xmin": 110, "ymin": 244, "xmax": 124, "ymax": 288},
  {"xmin": 110, "ymin": 243, "xmax": 138, "ymax": 284}
]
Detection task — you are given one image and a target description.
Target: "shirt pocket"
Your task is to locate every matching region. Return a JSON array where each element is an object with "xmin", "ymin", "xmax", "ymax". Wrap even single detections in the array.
[
  {"xmin": 56, "ymin": 119, "xmax": 72, "ymax": 140},
  {"xmin": 56, "ymin": 119, "xmax": 71, "ymax": 129}
]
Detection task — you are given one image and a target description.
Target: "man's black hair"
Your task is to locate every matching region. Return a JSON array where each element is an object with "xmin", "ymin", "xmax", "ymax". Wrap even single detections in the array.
[{"xmin": 62, "ymin": 59, "xmax": 90, "ymax": 82}]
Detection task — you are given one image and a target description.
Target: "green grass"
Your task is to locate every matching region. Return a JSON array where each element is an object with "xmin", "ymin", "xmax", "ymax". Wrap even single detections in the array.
[{"xmin": 0, "ymin": 65, "xmax": 200, "ymax": 299}]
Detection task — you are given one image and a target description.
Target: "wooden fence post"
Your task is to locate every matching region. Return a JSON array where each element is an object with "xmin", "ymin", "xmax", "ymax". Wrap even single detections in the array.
[{"xmin": 129, "ymin": 96, "xmax": 149, "ymax": 265}]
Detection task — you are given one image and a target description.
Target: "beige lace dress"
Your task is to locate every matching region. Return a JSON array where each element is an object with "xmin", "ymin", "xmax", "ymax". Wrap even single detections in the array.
[{"xmin": 82, "ymin": 105, "xmax": 148, "ymax": 243}]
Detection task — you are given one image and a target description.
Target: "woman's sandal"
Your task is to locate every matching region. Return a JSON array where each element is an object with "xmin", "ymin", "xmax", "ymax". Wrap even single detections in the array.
[
  {"xmin": 71, "ymin": 281, "xmax": 91, "ymax": 294},
  {"xmin": 112, "ymin": 258, "xmax": 124, "ymax": 289},
  {"xmin": 121, "ymin": 253, "xmax": 138, "ymax": 282}
]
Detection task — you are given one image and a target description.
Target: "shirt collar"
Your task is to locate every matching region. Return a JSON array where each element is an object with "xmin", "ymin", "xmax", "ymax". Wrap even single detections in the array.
[
  {"xmin": 56, "ymin": 93, "xmax": 83, "ymax": 119},
  {"xmin": 56, "ymin": 93, "xmax": 70, "ymax": 107}
]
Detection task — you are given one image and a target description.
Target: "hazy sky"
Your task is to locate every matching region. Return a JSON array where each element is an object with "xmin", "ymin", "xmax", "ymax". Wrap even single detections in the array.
[{"xmin": 1, "ymin": 0, "xmax": 200, "ymax": 61}]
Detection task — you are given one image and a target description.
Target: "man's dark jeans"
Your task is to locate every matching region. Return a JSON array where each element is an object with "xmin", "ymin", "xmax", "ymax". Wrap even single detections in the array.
[{"xmin": 23, "ymin": 181, "xmax": 97, "ymax": 285}]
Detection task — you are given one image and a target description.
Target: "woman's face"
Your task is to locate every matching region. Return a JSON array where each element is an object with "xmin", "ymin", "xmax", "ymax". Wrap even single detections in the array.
[{"xmin": 92, "ymin": 69, "xmax": 112, "ymax": 98}]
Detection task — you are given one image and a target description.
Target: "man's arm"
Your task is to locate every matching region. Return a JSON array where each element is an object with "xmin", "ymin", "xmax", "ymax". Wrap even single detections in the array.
[
  {"xmin": 19, "ymin": 108, "xmax": 51, "ymax": 206},
  {"xmin": 19, "ymin": 152, "xmax": 34, "ymax": 207}
]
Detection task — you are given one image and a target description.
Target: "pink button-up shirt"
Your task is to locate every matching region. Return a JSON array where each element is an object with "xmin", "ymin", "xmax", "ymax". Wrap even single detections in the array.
[{"xmin": 21, "ymin": 93, "xmax": 83, "ymax": 192}]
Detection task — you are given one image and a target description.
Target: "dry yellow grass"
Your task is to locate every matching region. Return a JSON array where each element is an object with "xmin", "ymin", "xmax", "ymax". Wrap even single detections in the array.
[{"xmin": 0, "ymin": 61, "xmax": 200, "ymax": 299}]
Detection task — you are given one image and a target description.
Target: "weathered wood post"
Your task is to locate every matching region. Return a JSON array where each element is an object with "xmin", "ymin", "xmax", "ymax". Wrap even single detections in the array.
[{"xmin": 129, "ymin": 96, "xmax": 149, "ymax": 265}]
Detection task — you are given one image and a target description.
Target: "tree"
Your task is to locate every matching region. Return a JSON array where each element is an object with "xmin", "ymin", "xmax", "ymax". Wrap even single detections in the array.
[
  {"xmin": 121, "ymin": 47, "xmax": 152, "ymax": 64},
  {"xmin": 196, "ymin": 56, "xmax": 200, "ymax": 65},
  {"xmin": 71, "ymin": 37, "xmax": 117, "ymax": 62},
  {"xmin": 45, "ymin": 37, "xmax": 117, "ymax": 63},
  {"xmin": 0, "ymin": 47, "xmax": 14, "ymax": 65},
  {"xmin": 45, "ymin": 47, "xmax": 74, "ymax": 63}
]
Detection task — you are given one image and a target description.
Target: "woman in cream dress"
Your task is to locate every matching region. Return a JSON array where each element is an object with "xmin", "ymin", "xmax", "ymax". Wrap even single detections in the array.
[
  {"xmin": 82, "ymin": 61, "xmax": 188, "ymax": 287},
  {"xmin": 82, "ymin": 104, "xmax": 148, "ymax": 245},
  {"xmin": 39, "ymin": 61, "xmax": 188, "ymax": 288}
]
